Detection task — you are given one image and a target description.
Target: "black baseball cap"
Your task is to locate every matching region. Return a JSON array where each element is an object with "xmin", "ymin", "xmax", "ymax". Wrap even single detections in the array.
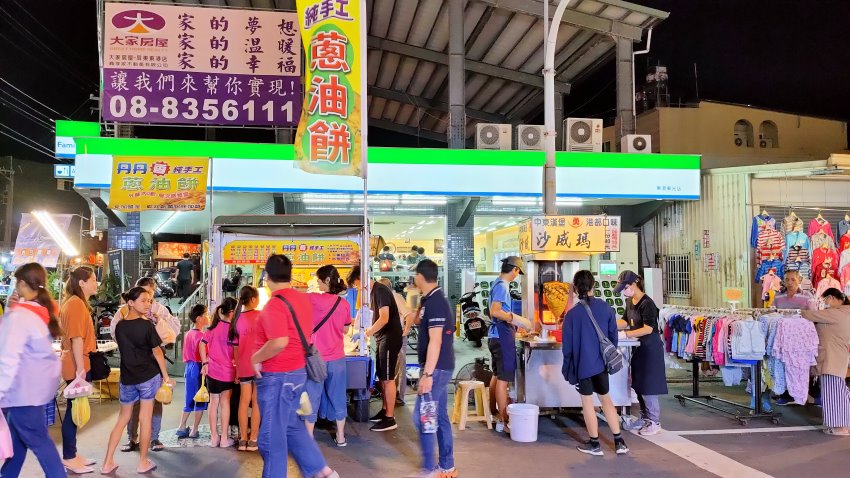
[{"xmin": 613, "ymin": 270, "xmax": 640, "ymax": 294}]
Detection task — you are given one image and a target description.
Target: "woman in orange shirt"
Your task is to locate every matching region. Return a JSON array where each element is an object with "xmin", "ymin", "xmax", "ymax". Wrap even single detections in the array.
[{"xmin": 59, "ymin": 266, "xmax": 99, "ymax": 474}]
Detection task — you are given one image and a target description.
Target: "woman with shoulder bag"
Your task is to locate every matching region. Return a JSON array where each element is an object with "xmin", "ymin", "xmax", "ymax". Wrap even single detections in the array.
[
  {"xmin": 304, "ymin": 266, "xmax": 352, "ymax": 445},
  {"xmin": 59, "ymin": 266, "xmax": 99, "ymax": 473},
  {"xmin": 562, "ymin": 270, "xmax": 629, "ymax": 457}
]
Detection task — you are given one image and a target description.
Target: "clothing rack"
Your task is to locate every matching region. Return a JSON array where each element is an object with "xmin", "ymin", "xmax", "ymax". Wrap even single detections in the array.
[{"xmin": 662, "ymin": 304, "xmax": 791, "ymax": 426}]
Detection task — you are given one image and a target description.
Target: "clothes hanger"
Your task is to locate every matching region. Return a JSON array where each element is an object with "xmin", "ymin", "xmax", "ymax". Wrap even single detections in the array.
[
  {"xmin": 761, "ymin": 208, "xmax": 768, "ymax": 216},
  {"xmin": 845, "ymin": 212, "xmax": 850, "ymax": 222},
  {"xmin": 817, "ymin": 209, "xmax": 824, "ymax": 220}
]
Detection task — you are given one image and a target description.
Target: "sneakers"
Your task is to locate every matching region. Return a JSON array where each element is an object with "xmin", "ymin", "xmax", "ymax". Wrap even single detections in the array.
[
  {"xmin": 577, "ymin": 440, "xmax": 603, "ymax": 456},
  {"xmin": 622, "ymin": 416, "xmax": 646, "ymax": 431},
  {"xmin": 774, "ymin": 396, "xmax": 795, "ymax": 406},
  {"xmin": 813, "ymin": 396, "xmax": 823, "ymax": 407},
  {"xmin": 370, "ymin": 416, "xmax": 398, "ymax": 432},
  {"xmin": 439, "ymin": 467, "xmax": 458, "ymax": 478},
  {"xmin": 494, "ymin": 420, "xmax": 505, "ymax": 433},
  {"xmin": 175, "ymin": 428, "xmax": 190, "ymax": 439},
  {"xmin": 615, "ymin": 441, "xmax": 630, "ymax": 455},
  {"xmin": 369, "ymin": 409, "xmax": 387, "ymax": 422},
  {"xmin": 639, "ymin": 421, "xmax": 661, "ymax": 436},
  {"xmin": 246, "ymin": 440, "xmax": 258, "ymax": 451}
]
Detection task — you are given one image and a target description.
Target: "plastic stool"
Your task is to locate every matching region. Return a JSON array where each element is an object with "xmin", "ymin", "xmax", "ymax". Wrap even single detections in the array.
[{"xmin": 451, "ymin": 380, "xmax": 492, "ymax": 430}]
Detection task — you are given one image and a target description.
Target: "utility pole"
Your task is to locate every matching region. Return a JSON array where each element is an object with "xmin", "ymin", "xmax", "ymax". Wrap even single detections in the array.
[{"xmin": 0, "ymin": 156, "xmax": 15, "ymax": 250}]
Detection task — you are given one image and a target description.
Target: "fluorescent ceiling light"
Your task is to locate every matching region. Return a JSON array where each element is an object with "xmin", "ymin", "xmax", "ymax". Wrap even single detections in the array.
[
  {"xmin": 305, "ymin": 206, "xmax": 350, "ymax": 212},
  {"xmin": 352, "ymin": 198, "xmax": 399, "ymax": 205},
  {"xmin": 492, "ymin": 196, "xmax": 538, "ymax": 203},
  {"xmin": 417, "ymin": 220, "xmax": 426, "ymax": 225},
  {"xmin": 302, "ymin": 197, "xmax": 351, "ymax": 204},
  {"xmin": 152, "ymin": 211, "xmax": 181, "ymax": 235},
  {"xmin": 32, "ymin": 210, "xmax": 78, "ymax": 256},
  {"xmin": 402, "ymin": 199, "xmax": 447, "ymax": 205}
]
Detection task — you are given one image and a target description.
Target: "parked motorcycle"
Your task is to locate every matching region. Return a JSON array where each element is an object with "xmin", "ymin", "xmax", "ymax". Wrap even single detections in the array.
[{"xmin": 458, "ymin": 289, "xmax": 488, "ymax": 347}]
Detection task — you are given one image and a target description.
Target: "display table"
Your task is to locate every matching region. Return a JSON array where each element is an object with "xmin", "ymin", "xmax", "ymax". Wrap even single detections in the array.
[{"xmin": 515, "ymin": 335, "xmax": 638, "ymax": 409}]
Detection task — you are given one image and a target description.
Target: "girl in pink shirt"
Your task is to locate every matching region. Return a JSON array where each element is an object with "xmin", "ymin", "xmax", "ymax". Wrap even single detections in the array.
[
  {"xmin": 200, "ymin": 297, "xmax": 237, "ymax": 448},
  {"xmin": 177, "ymin": 304, "xmax": 209, "ymax": 439},
  {"xmin": 229, "ymin": 286, "xmax": 262, "ymax": 452}
]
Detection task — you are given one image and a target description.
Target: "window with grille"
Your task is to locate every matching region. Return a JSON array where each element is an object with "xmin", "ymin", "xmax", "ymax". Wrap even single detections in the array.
[{"xmin": 664, "ymin": 254, "xmax": 691, "ymax": 298}]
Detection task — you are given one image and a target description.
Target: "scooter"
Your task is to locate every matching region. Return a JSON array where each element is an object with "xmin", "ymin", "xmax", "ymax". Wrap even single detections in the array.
[{"xmin": 458, "ymin": 289, "xmax": 488, "ymax": 347}]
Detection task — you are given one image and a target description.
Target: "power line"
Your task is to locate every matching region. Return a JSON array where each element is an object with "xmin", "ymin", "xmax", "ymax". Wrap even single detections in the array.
[
  {"xmin": 0, "ymin": 122, "xmax": 53, "ymax": 153},
  {"xmin": 0, "ymin": 32, "xmax": 94, "ymax": 94},
  {"xmin": 10, "ymin": 0, "xmax": 90, "ymax": 64},
  {"xmin": 0, "ymin": 126, "xmax": 54, "ymax": 160},
  {"xmin": 0, "ymin": 99, "xmax": 56, "ymax": 129},
  {"xmin": 0, "ymin": 77, "xmax": 69, "ymax": 119},
  {"xmin": 0, "ymin": 89, "xmax": 54, "ymax": 122},
  {"xmin": 0, "ymin": 6, "xmax": 98, "ymax": 89}
]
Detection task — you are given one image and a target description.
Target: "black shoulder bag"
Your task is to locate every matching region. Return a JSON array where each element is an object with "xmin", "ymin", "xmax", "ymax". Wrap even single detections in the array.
[
  {"xmin": 275, "ymin": 296, "xmax": 328, "ymax": 382},
  {"xmin": 313, "ymin": 297, "xmax": 342, "ymax": 334},
  {"xmin": 579, "ymin": 300, "xmax": 624, "ymax": 375}
]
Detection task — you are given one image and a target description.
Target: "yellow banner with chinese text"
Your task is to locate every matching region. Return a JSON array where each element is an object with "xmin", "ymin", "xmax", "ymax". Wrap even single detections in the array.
[
  {"xmin": 519, "ymin": 216, "xmax": 621, "ymax": 254},
  {"xmin": 293, "ymin": 0, "xmax": 364, "ymax": 177},
  {"xmin": 223, "ymin": 239, "xmax": 359, "ymax": 266},
  {"xmin": 108, "ymin": 156, "xmax": 208, "ymax": 212}
]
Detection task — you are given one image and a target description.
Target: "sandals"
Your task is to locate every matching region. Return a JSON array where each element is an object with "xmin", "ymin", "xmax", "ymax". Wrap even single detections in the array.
[
  {"xmin": 246, "ymin": 440, "xmax": 258, "ymax": 451},
  {"xmin": 151, "ymin": 439, "xmax": 165, "ymax": 451},
  {"xmin": 238, "ymin": 440, "xmax": 248, "ymax": 451},
  {"xmin": 63, "ymin": 462, "xmax": 94, "ymax": 475},
  {"xmin": 120, "ymin": 441, "xmax": 139, "ymax": 452},
  {"xmin": 137, "ymin": 461, "xmax": 157, "ymax": 474},
  {"xmin": 335, "ymin": 437, "xmax": 348, "ymax": 447},
  {"xmin": 99, "ymin": 464, "xmax": 119, "ymax": 475}
]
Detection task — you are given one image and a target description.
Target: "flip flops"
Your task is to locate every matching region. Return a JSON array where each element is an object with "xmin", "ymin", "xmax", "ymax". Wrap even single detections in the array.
[
  {"xmin": 137, "ymin": 461, "xmax": 158, "ymax": 474},
  {"xmin": 99, "ymin": 464, "xmax": 118, "ymax": 475}
]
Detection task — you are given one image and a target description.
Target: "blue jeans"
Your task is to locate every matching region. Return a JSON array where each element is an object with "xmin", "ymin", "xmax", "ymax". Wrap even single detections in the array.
[
  {"xmin": 2, "ymin": 405, "xmax": 67, "ymax": 478},
  {"xmin": 304, "ymin": 358, "xmax": 348, "ymax": 423},
  {"xmin": 412, "ymin": 368, "xmax": 454, "ymax": 472},
  {"xmin": 127, "ymin": 400, "xmax": 163, "ymax": 442},
  {"xmin": 256, "ymin": 369, "xmax": 327, "ymax": 478},
  {"xmin": 62, "ymin": 372, "xmax": 90, "ymax": 460}
]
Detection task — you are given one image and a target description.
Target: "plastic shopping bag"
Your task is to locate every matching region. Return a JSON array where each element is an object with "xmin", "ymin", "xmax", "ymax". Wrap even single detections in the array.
[
  {"xmin": 63, "ymin": 376, "xmax": 92, "ymax": 399},
  {"xmin": 295, "ymin": 391, "xmax": 312, "ymax": 417},
  {"xmin": 193, "ymin": 375, "xmax": 210, "ymax": 403},
  {"xmin": 71, "ymin": 396, "xmax": 91, "ymax": 429},
  {"xmin": 155, "ymin": 382, "xmax": 173, "ymax": 404},
  {"xmin": 0, "ymin": 411, "xmax": 12, "ymax": 460}
]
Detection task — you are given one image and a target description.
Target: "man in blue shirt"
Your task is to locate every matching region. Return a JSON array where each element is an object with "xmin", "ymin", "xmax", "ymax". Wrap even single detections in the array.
[
  {"xmin": 412, "ymin": 259, "xmax": 456, "ymax": 478},
  {"xmin": 487, "ymin": 256, "xmax": 532, "ymax": 434}
]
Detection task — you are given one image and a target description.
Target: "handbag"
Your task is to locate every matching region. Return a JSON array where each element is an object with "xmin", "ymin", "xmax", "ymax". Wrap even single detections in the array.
[
  {"xmin": 275, "ymin": 296, "xmax": 328, "ymax": 382},
  {"xmin": 313, "ymin": 297, "xmax": 342, "ymax": 334},
  {"xmin": 579, "ymin": 300, "xmax": 624, "ymax": 375},
  {"xmin": 193, "ymin": 375, "xmax": 210, "ymax": 403},
  {"xmin": 88, "ymin": 351, "xmax": 110, "ymax": 381}
]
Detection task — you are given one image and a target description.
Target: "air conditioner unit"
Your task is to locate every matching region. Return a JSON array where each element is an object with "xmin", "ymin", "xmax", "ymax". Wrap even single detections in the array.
[
  {"xmin": 564, "ymin": 118, "xmax": 602, "ymax": 152},
  {"xmin": 516, "ymin": 125, "xmax": 545, "ymax": 150},
  {"xmin": 622, "ymin": 134, "xmax": 652, "ymax": 153},
  {"xmin": 733, "ymin": 132, "xmax": 748, "ymax": 148},
  {"xmin": 476, "ymin": 123, "xmax": 512, "ymax": 150},
  {"xmin": 759, "ymin": 135, "xmax": 773, "ymax": 148}
]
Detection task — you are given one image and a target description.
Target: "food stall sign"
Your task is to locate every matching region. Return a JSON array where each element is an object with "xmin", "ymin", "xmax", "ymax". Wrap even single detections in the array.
[
  {"xmin": 157, "ymin": 242, "xmax": 201, "ymax": 260},
  {"xmin": 109, "ymin": 156, "xmax": 208, "ymax": 212},
  {"xmin": 223, "ymin": 239, "xmax": 359, "ymax": 266},
  {"xmin": 519, "ymin": 216, "xmax": 621, "ymax": 254},
  {"xmin": 722, "ymin": 287, "xmax": 744, "ymax": 303}
]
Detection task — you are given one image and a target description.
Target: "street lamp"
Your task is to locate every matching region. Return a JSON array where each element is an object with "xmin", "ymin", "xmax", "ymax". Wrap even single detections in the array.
[{"xmin": 543, "ymin": 0, "xmax": 574, "ymax": 215}]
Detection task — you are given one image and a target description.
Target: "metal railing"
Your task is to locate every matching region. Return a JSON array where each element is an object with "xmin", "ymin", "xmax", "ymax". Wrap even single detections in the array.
[{"xmin": 167, "ymin": 280, "xmax": 208, "ymax": 376}]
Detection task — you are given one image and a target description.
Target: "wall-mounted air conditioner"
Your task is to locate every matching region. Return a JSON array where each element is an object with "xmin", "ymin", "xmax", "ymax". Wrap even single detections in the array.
[
  {"xmin": 476, "ymin": 123, "xmax": 512, "ymax": 150},
  {"xmin": 622, "ymin": 134, "xmax": 652, "ymax": 153},
  {"xmin": 564, "ymin": 118, "xmax": 602, "ymax": 152},
  {"xmin": 516, "ymin": 125, "xmax": 545, "ymax": 151}
]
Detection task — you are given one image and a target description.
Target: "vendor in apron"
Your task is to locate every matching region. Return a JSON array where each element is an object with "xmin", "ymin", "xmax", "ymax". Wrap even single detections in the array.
[
  {"xmin": 614, "ymin": 270, "xmax": 668, "ymax": 436},
  {"xmin": 487, "ymin": 256, "xmax": 524, "ymax": 434}
]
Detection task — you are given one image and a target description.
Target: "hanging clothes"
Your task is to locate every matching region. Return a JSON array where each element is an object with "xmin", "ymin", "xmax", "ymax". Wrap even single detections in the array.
[
  {"xmin": 812, "ymin": 245, "xmax": 839, "ymax": 272},
  {"xmin": 756, "ymin": 228, "xmax": 785, "ymax": 266},
  {"xmin": 782, "ymin": 214, "xmax": 806, "ymax": 234},
  {"xmin": 811, "ymin": 232, "xmax": 837, "ymax": 253},
  {"xmin": 813, "ymin": 261, "xmax": 838, "ymax": 290},
  {"xmin": 839, "ymin": 248, "xmax": 850, "ymax": 273},
  {"xmin": 840, "ymin": 263, "xmax": 850, "ymax": 295},
  {"xmin": 808, "ymin": 217, "xmax": 836, "ymax": 242},
  {"xmin": 839, "ymin": 233, "xmax": 850, "ymax": 253},
  {"xmin": 761, "ymin": 272, "xmax": 782, "ymax": 299},
  {"xmin": 771, "ymin": 317, "xmax": 819, "ymax": 405},
  {"xmin": 816, "ymin": 275, "xmax": 842, "ymax": 297},
  {"xmin": 756, "ymin": 259, "xmax": 784, "ymax": 283},
  {"xmin": 751, "ymin": 214, "xmax": 777, "ymax": 248},
  {"xmin": 838, "ymin": 219, "xmax": 850, "ymax": 238}
]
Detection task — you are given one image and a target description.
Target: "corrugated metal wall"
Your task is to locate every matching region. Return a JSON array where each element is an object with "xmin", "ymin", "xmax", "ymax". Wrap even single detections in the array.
[{"xmin": 656, "ymin": 173, "xmax": 752, "ymax": 306}]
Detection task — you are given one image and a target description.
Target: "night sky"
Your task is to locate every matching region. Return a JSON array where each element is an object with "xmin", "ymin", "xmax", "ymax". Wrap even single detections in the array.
[{"xmin": 1, "ymin": 0, "xmax": 848, "ymax": 163}]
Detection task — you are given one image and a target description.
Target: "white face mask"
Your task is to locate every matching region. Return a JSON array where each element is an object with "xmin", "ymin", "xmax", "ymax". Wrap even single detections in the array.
[{"xmin": 622, "ymin": 285, "xmax": 635, "ymax": 298}]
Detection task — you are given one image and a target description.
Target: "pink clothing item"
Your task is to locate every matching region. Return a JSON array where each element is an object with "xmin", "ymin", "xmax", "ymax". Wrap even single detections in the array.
[
  {"xmin": 234, "ymin": 310, "xmax": 261, "ymax": 378},
  {"xmin": 816, "ymin": 276, "xmax": 842, "ymax": 298},
  {"xmin": 309, "ymin": 293, "xmax": 352, "ymax": 362},
  {"xmin": 202, "ymin": 321, "xmax": 235, "ymax": 382},
  {"xmin": 761, "ymin": 273, "xmax": 782, "ymax": 297},
  {"xmin": 182, "ymin": 328, "xmax": 203, "ymax": 363},
  {"xmin": 808, "ymin": 218, "xmax": 836, "ymax": 241},
  {"xmin": 685, "ymin": 316, "xmax": 698, "ymax": 355},
  {"xmin": 841, "ymin": 264, "xmax": 850, "ymax": 294},
  {"xmin": 713, "ymin": 318, "xmax": 728, "ymax": 366},
  {"xmin": 771, "ymin": 317, "xmax": 819, "ymax": 404}
]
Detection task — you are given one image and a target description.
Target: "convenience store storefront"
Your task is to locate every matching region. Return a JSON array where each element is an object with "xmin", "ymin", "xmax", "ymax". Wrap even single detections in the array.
[{"xmin": 59, "ymin": 120, "xmax": 701, "ymax": 301}]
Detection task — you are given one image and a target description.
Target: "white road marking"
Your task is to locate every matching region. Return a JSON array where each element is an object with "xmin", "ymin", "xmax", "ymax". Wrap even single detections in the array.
[
  {"xmin": 675, "ymin": 425, "xmax": 822, "ymax": 436},
  {"xmin": 632, "ymin": 430, "xmax": 775, "ymax": 478}
]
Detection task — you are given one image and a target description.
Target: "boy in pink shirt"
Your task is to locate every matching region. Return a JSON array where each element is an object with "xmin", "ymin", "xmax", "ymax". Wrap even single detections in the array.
[{"xmin": 177, "ymin": 304, "xmax": 209, "ymax": 439}]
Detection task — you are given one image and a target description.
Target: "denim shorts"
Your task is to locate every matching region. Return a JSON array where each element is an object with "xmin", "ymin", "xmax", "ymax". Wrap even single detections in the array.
[{"xmin": 119, "ymin": 375, "xmax": 162, "ymax": 405}]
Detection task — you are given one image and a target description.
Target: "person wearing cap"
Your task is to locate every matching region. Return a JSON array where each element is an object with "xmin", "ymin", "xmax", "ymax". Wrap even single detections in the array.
[
  {"xmin": 487, "ymin": 256, "xmax": 532, "ymax": 433},
  {"xmin": 614, "ymin": 270, "xmax": 668, "ymax": 436}
]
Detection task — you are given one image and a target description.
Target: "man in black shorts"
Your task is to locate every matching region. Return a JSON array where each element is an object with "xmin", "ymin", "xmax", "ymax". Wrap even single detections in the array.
[{"xmin": 349, "ymin": 265, "xmax": 403, "ymax": 432}]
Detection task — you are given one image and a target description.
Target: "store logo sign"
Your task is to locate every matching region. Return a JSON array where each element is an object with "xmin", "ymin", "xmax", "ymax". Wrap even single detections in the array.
[
  {"xmin": 54, "ymin": 164, "xmax": 76, "ymax": 179},
  {"xmin": 111, "ymin": 10, "xmax": 166, "ymax": 34},
  {"xmin": 55, "ymin": 137, "xmax": 76, "ymax": 159}
]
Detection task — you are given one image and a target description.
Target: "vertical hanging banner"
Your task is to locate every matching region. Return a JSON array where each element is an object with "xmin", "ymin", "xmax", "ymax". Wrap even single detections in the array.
[
  {"xmin": 294, "ymin": 0, "xmax": 365, "ymax": 177},
  {"xmin": 109, "ymin": 156, "xmax": 209, "ymax": 211}
]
